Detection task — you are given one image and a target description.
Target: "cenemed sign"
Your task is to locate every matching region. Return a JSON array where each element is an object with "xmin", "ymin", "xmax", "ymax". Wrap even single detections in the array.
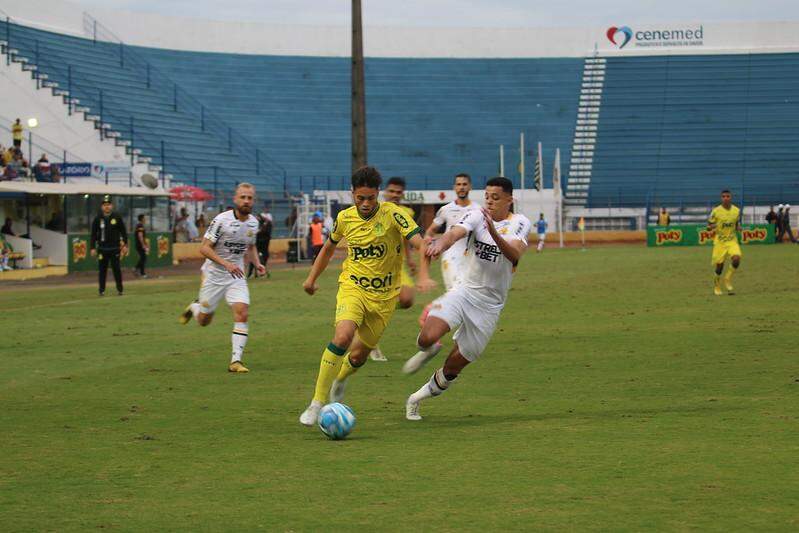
[{"xmin": 607, "ymin": 25, "xmax": 704, "ymax": 49}]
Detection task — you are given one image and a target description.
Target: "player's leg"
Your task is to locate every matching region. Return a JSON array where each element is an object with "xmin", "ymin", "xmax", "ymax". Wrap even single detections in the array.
[
  {"xmin": 228, "ymin": 303, "xmax": 250, "ymax": 372},
  {"xmin": 98, "ymin": 252, "xmax": 109, "ymax": 295},
  {"xmin": 406, "ymin": 346, "xmax": 470, "ymax": 421},
  {"xmin": 332, "ymin": 297, "xmax": 396, "ymax": 400},
  {"xmin": 712, "ymin": 244, "xmax": 726, "ymax": 296},
  {"xmin": 300, "ymin": 319, "xmax": 358, "ymax": 425},
  {"xmin": 180, "ymin": 276, "xmax": 223, "ymax": 326},
  {"xmin": 403, "ymin": 290, "xmax": 462, "ymax": 375},
  {"xmin": 537, "ymin": 234, "xmax": 545, "ymax": 252},
  {"xmin": 110, "ymin": 251, "xmax": 123, "ymax": 294},
  {"xmin": 724, "ymin": 242, "xmax": 742, "ymax": 294}
]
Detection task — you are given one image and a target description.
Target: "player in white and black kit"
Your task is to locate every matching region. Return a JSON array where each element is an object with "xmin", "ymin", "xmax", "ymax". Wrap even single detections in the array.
[
  {"xmin": 179, "ymin": 183, "xmax": 265, "ymax": 373},
  {"xmin": 404, "ymin": 177, "xmax": 531, "ymax": 420},
  {"xmin": 426, "ymin": 173, "xmax": 481, "ymax": 291}
]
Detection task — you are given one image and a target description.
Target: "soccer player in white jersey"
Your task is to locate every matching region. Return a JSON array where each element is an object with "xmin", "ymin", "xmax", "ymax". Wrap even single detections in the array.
[
  {"xmin": 404, "ymin": 177, "xmax": 531, "ymax": 420},
  {"xmin": 178, "ymin": 183, "xmax": 265, "ymax": 373},
  {"xmin": 403, "ymin": 172, "xmax": 480, "ymax": 372},
  {"xmin": 426, "ymin": 173, "xmax": 481, "ymax": 291}
]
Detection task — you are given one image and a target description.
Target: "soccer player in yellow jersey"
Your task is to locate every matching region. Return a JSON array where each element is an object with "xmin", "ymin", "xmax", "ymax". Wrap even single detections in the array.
[
  {"xmin": 707, "ymin": 189, "xmax": 742, "ymax": 296},
  {"xmin": 299, "ymin": 166, "xmax": 433, "ymax": 425},
  {"xmin": 364, "ymin": 176, "xmax": 429, "ymax": 361}
]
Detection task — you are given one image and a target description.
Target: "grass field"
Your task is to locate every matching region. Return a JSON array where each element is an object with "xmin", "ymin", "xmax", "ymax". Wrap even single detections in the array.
[{"xmin": 2, "ymin": 245, "xmax": 798, "ymax": 531}]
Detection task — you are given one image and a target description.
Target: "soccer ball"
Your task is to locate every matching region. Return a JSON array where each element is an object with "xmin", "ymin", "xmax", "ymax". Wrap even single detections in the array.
[{"xmin": 318, "ymin": 402, "xmax": 356, "ymax": 440}]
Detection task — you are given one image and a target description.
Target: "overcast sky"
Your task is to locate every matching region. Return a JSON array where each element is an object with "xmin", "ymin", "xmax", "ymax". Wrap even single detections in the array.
[{"xmin": 70, "ymin": 0, "xmax": 799, "ymax": 27}]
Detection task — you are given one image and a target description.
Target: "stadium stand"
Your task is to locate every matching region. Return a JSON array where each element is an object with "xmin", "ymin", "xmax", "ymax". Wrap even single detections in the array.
[
  {"xmin": 0, "ymin": 18, "xmax": 582, "ymax": 193},
  {"xmin": 585, "ymin": 54, "xmax": 799, "ymax": 209}
]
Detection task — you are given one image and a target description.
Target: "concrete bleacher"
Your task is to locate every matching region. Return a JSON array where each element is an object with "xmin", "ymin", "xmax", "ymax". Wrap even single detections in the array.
[
  {"xmin": 590, "ymin": 53, "xmax": 799, "ymax": 208},
  {"xmin": 1, "ymin": 19, "xmax": 583, "ymax": 193}
]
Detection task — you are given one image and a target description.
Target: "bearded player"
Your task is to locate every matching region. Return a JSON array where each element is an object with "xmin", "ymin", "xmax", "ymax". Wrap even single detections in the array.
[
  {"xmin": 178, "ymin": 183, "xmax": 265, "ymax": 372},
  {"xmin": 708, "ymin": 189, "xmax": 742, "ymax": 296},
  {"xmin": 404, "ymin": 177, "xmax": 531, "ymax": 420},
  {"xmin": 299, "ymin": 166, "xmax": 432, "ymax": 426}
]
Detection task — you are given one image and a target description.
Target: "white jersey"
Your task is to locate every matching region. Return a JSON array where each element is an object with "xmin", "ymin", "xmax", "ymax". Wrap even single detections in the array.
[
  {"xmin": 433, "ymin": 200, "xmax": 481, "ymax": 263},
  {"xmin": 202, "ymin": 210, "xmax": 258, "ymax": 278},
  {"xmin": 455, "ymin": 211, "xmax": 531, "ymax": 309}
]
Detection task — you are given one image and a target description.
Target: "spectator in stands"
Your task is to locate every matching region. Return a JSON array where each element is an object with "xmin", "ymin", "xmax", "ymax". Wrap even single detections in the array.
[
  {"xmin": 657, "ymin": 207, "xmax": 670, "ymax": 226},
  {"xmin": 195, "ymin": 213, "xmax": 207, "ymax": 236},
  {"xmin": 185, "ymin": 213, "xmax": 200, "ymax": 242},
  {"xmin": 173, "ymin": 207, "xmax": 189, "ymax": 243},
  {"xmin": 309, "ymin": 211, "xmax": 324, "ymax": 262},
  {"xmin": 51, "ymin": 163, "xmax": 61, "ymax": 182},
  {"xmin": 778, "ymin": 204, "xmax": 798, "ymax": 243},
  {"xmin": 33, "ymin": 154, "xmax": 52, "ymax": 182},
  {"xmin": 12, "ymin": 118, "xmax": 23, "ymax": 149},
  {"xmin": 1, "ymin": 217, "xmax": 15, "ymax": 236},
  {"xmin": 2, "ymin": 145, "xmax": 13, "ymax": 166}
]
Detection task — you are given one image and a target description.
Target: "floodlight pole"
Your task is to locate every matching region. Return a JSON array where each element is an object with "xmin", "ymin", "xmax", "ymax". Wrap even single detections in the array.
[{"xmin": 351, "ymin": 0, "xmax": 367, "ymax": 172}]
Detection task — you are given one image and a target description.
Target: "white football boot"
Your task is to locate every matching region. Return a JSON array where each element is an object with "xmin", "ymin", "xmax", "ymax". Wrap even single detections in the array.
[
  {"xmin": 299, "ymin": 400, "xmax": 322, "ymax": 426},
  {"xmin": 402, "ymin": 342, "xmax": 443, "ymax": 375},
  {"xmin": 405, "ymin": 397, "xmax": 422, "ymax": 421},
  {"xmin": 369, "ymin": 345, "xmax": 388, "ymax": 362}
]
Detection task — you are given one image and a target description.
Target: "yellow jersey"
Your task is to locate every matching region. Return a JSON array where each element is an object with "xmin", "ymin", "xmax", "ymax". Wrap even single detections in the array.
[
  {"xmin": 331, "ymin": 202, "xmax": 421, "ymax": 299},
  {"xmin": 708, "ymin": 204, "xmax": 740, "ymax": 243}
]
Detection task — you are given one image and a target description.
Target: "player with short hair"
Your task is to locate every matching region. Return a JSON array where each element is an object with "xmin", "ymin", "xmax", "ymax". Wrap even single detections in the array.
[
  {"xmin": 404, "ymin": 176, "xmax": 531, "ymax": 420},
  {"xmin": 299, "ymin": 166, "xmax": 431, "ymax": 426},
  {"xmin": 535, "ymin": 213, "xmax": 548, "ymax": 253},
  {"xmin": 178, "ymin": 183, "xmax": 265, "ymax": 372},
  {"xmin": 708, "ymin": 189, "xmax": 742, "ymax": 296},
  {"xmin": 366, "ymin": 176, "xmax": 425, "ymax": 362}
]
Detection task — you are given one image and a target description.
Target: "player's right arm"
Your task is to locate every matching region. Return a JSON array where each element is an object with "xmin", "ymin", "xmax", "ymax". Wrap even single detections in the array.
[
  {"xmin": 424, "ymin": 206, "xmax": 446, "ymax": 238},
  {"xmin": 707, "ymin": 208, "xmax": 717, "ymax": 231}
]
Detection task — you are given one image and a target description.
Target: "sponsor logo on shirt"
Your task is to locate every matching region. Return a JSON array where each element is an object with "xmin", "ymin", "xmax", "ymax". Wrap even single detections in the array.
[
  {"xmin": 352, "ymin": 243, "xmax": 386, "ymax": 261},
  {"xmin": 393, "ymin": 213, "xmax": 409, "ymax": 229},
  {"xmin": 223, "ymin": 240, "xmax": 248, "ymax": 255},
  {"xmin": 349, "ymin": 272, "xmax": 393, "ymax": 290},
  {"xmin": 474, "ymin": 239, "xmax": 502, "ymax": 262}
]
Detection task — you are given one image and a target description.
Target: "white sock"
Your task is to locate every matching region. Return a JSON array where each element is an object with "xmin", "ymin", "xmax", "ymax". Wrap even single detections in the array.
[
  {"xmin": 231, "ymin": 322, "xmax": 248, "ymax": 363},
  {"xmin": 410, "ymin": 368, "xmax": 455, "ymax": 403},
  {"xmin": 537, "ymin": 240, "xmax": 544, "ymax": 252},
  {"xmin": 190, "ymin": 302, "xmax": 201, "ymax": 319}
]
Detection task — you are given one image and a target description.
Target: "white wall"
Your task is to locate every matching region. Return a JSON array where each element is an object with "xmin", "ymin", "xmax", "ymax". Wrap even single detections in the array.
[
  {"xmin": 4, "ymin": 234, "xmax": 33, "ymax": 268},
  {"xmin": 5, "ymin": 0, "xmax": 799, "ymax": 58},
  {"xmin": 0, "ymin": 55, "xmax": 129, "ymax": 163},
  {"xmin": 29, "ymin": 225, "xmax": 67, "ymax": 265}
]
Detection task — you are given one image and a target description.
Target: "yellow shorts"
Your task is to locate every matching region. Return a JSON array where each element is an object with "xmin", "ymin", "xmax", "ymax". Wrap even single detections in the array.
[
  {"xmin": 335, "ymin": 284, "xmax": 398, "ymax": 349},
  {"xmin": 712, "ymin": 240, "xmax": 742, "ymax": 265},
  {"xmin": 400, "ymin": 263, "xmax": 414, "ymax": 289}
]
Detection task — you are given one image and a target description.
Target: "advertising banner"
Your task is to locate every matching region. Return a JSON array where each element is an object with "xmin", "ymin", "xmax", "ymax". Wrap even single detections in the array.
[
  {"xmin": 68, "ymin": 233, "xmax": 173, "ymax": 272},
  {"xmin": 647, "ymin": 224, "xmax": 775, "ymax": 247},
  {"xmin": 55, "ymin": 162, "xmax": 92, "ymax": 178}
]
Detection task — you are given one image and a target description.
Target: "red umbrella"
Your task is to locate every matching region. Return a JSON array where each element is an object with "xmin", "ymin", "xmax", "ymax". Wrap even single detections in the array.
[{"xmin": 169, "ymin": 185, "xmax": 214, "ymax": 202}]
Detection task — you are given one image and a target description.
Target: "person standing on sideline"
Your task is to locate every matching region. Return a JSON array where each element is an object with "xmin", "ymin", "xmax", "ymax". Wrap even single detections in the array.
[
  {"xmin": 309, "ymin": 211, "xmax": 325, "ymax": 262},
  {"xmin": 12, "ymin": 118, "xmax": 23, "ymax": 149},
  {"xmin": 775, "ymin": 205, "xmax": 785, "ymax": 242},
  {"xmin": 658, "ymin": 207, "xmax": 670, "ymax": 226},
  {"xmin": 535, "ymin": 213, "xmax": 548, "ymax": 253},
  {"xmin": 765, "ymin": 206, "xmax": 778, "ymax": 227},
  {"xmin": 90, "ymin": 195, "xmax": 128, "ymax": 296},
  {"xmin": 248, "ymin": 208, "xmax": 273, "ymax": 279},
  {"xmin": 779, "ymin": 205, "xmax": 798, "ymax": 243},
  {"xmin": 134, "ymin": 214, "xmax": 150, "ymax": 278}
]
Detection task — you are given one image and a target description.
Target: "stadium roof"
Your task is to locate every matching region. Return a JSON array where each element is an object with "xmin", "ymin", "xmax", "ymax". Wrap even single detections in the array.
[{"xmin": 0, "ymin": 181, "xmax": 168, "ymax": 197}]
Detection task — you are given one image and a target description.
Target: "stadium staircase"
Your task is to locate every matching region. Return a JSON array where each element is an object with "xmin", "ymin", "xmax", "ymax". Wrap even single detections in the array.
[
  {"xmin": 0, "ymin": 15, "xmax": 286, "ymax": 194},
  {"xmin": 585, "ymin": 53, "xmax": 799, "ymax": 209}
]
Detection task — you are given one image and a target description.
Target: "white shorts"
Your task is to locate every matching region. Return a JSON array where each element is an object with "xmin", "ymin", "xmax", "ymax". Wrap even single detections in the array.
[
  {"xmin": 538, "ymin": 233, "xmax": 546, "ymax": 242},
  {"xmin": 198, "ymin": 274, "xmax": 250, "ymax": 314},
  {"xmin": 427, "ymin": 288, "xmax": 501, "ymax": 362},
  {"xmin": 441, "ymin": 253, "xmax": 467, "ymax": 292}
]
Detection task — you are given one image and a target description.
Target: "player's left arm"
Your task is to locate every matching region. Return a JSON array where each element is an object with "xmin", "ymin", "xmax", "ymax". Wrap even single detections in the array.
[
  {"xmin": 247, "ymin": 243, "xmax": 265, "ymax": 276},
  {"xmin": 482, "ymin": 209, "xmax": 528, "ymax": 265}
]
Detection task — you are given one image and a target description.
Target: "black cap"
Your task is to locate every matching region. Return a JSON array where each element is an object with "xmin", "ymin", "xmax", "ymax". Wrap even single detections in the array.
[{"xmin": 102, "ymin": 195, "xmax": 112, "ymax": 204}]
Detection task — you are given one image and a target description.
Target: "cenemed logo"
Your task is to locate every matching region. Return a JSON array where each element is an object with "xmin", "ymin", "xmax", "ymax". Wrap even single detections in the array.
[
  {"xmin": 606, "ymin": 26, "xmax": 633, "ymax": 49},
  {"xmin": 606, "ymin": 24, "xmax": 704, "ymax": 49}
]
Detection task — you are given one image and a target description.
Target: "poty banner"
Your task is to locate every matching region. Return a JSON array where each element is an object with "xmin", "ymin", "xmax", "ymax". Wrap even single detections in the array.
[
  {"xmin": 68, "ymin": 233, "xmax": 173, "ymax": 272},
  {"xmin": 647, "ymin": 224, "xmax": 775, "ymax": 247}
]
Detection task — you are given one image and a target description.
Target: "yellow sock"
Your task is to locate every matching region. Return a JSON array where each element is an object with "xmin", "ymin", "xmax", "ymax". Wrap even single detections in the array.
[
  {"xmin": 336, "ymin": 354, "xmax": 362, "ymax": 382},
  {"xmin": 724, "ymin": 266, "xmax": 736, "ymax": 283},
  {"xmin": 312, "ymin": 343, "xmax": 347, "ymax": 403}
]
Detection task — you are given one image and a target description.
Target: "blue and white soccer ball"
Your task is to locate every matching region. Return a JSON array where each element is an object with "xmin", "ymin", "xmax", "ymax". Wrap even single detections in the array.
[{"xmin": 318, "ymin": 402, "xmax": 356, "ymax": 440}]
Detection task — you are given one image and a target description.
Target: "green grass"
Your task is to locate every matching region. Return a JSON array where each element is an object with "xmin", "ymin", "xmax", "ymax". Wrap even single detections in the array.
[{"xmin": 2, "ymin": 245, "xmax": 798, "ymax": 531}]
